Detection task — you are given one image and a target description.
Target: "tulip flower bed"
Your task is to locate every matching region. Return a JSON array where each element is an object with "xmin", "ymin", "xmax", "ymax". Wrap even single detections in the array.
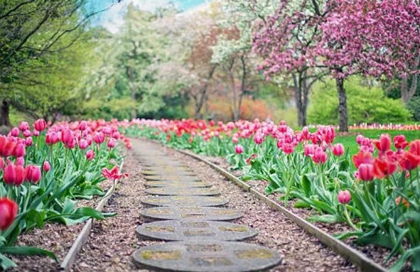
[
  {"xmin": 122, "ymin": 118, "xmax": 420, "ymax": 271},
  {"xmin": 0, "ymin": 119, "xmax": 130, "ymax": 270}
]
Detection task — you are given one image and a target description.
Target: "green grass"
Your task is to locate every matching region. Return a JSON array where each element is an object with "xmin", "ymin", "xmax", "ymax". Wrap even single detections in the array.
[{"xmin": 335, "ymin": 129, "xmax": 420, "ymax": 156}]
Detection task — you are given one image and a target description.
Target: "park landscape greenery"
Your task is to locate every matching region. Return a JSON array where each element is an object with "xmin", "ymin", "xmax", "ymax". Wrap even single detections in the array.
[{"xmin": 0, "ymin": 0, "xmax": 419, "ymax": 271}]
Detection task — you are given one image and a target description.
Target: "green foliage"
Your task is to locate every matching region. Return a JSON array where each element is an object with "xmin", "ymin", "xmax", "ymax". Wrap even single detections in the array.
[
  {"xmin": 406, "ymin": 97, "xmax": 420, "ymax": 121},
  {"xmin": 308, "ymin": 77, "xmax": 411, "ymax": 125}
]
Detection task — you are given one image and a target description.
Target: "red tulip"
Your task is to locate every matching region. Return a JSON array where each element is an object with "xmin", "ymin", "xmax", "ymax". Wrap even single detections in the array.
[
  {"xmin": 399, "ymin": 152, "xmax": 420, "ymax": 171},
  {"xmin": 357, "ymin": 163, "xmax": 374, "ymax": 181},
  {"xmin": 409, "ymin": 140, "xmax": 420, "ymax": 156},
  {"xmin": 373, "ymin": 158, "xmax": 397, "ymax": 179},
  {"xmin": 25, "ymin": 165, "xmax": 41, "ymax": 184},
  {"xmin": 3, "ymin": 161, "xmax": 25, "ymax": 186},
  {"xmin": 0, "ymin": 198, "xmax": 18, "ymax": 230},
  {"xmin": 102, "ymin": 166, "xmax": 128, "ymax": 181},
  {"xmin": 352, "ymin": 151, "xmax": 373, "ymax": 168},
  {"xmin": 373, "ymin": 134, "xmax": 391, "ymax": 154},
  {"xmin": 394, "ymin": 135, "xmax": 408, "ymax": 150},
  {"xmin": 0, "ymin": 157, "xmax": 4, "ymax": 169},
  {"xmin": 338, "ymin": 190, "xmax": 351, "ymax": 204},
  {"xmin": 34, "ymin": 119, "xmax": 47, "ymax": 132}
]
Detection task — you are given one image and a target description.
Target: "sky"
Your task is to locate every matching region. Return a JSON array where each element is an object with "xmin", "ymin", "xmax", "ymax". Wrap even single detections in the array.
[{"xmin": 87, "ymin": 0, "xmax": 208, "ymax": 33}]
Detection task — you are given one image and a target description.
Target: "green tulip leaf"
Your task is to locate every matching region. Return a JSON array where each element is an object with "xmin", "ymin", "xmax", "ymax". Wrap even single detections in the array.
[{"xmin": 0, "ymin": 246, "xmax": 57, "ymax": 262}]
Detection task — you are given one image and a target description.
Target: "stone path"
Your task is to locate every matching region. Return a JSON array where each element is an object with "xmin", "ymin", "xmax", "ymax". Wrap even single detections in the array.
[{"xmin": 131, "ymin": 142, "xmax": 282, "ymax": 272}]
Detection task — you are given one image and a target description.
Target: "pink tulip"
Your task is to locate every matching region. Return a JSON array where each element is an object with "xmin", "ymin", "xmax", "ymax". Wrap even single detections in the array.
[
  {"xmin": 86, "ymin": 150, "xmax": 95, "ymax": 160},
  {"xmin": 332, "ymin": 143, "xmax": 345, "ymax": 156},
  {"xmin": 25, "ymin": 165, "xmax": 41, "ymax": 184},
  {"xmin": 10, "ymin": 127, "xmax": 19, "ymax": 137},
  {"xmin": 25, "ymin": 137, "xmax": 33, "ymax": 146},
  {"xmin": 235, "ymin": 145, "xmax": 244, "ymax": 154},
  {"xmin": 43, "ymin": 161, "xmax": 51, "ymax": 172},
  {"xmin": 3, "ymin": 161, "xmax": 25, "ymax": 186},
  {"xmin": 338, "ymin": 190, "xmax": 351, "ymax": 204},
  {"xmin": 358, "ymin": 163, "xmax": 374, "ymax": 181},
  {"xmin": 19, "ymin": 121, "xmax": 29, "ymax": 132},
  {"xmin": 78, "ymin": 139, "xmax": 89, "ymax": 150},
  {"xmin": 34, "ymin": 119, "xmax": 47, "ymax": 132},
  {"xmin": 107, "ymin": 138, "xmax": 116, "ymax": 148}
]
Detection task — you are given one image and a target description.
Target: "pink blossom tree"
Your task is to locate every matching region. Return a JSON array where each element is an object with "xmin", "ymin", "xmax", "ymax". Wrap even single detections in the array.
[
  {"xmin": 316, "ymin": 0, "xmax": 420, "ymax": 131},
  {"xmin": 253, "ymin": 0, "xmax": 328, "ymax": 127},
  {"xmin": 253, "ymin": 0, "xmax": 420, "ymax": 132}
]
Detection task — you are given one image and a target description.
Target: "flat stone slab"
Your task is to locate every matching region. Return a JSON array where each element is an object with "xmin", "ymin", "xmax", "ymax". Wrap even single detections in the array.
[
  {"xmin": 144, "ymin": 175, "xmax": 200, "ymax": 182},
  {"xmin": 140, "ymin": 206, "xmax": 242, "ymax": 221},
  {"xmin": 136, "ymin": 220, "xmax": 258, "ymax": 241},
  {"xmin": 145, "ymin": 181, "xmax": 212, "ymax": 188},
  {"xmin": 141, "ymin": 196, "xmax": 228, "ymax": 207},
  {"xmin": 145, "ymin": 188, "xmax": 220, "ymax": 196},
  {"xmin": 132, "ymin": 241, "xmax": 282, "ymax": 272}
]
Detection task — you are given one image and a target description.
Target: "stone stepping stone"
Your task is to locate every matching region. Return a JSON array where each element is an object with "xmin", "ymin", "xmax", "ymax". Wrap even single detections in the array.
[
  {"xmin": 140, "ymin": 206, "xmax": 242, "ymax": 221},
  {"xmin": 144, "ymin": 175, "xmax": 200, "ymax": 182},
  {"xmin": 141, "ymin": 195, "xmax": 228, "ymax": 207},
  {"xmin": 145, "ymin": 181, "xmax": 211, "ymax": 188},
  {"xmin": 132, "ymin": 241, "xmax": 282, "ymax": 272},
  {"xmin": 143, "ymin": 171, "xmax": 196, "ymax": 177},
  {"xmin": 136, "ymin": 220, "xmax": 258, "ymax": 241},
  {"xmin": 145, "ymin": 188, "xmax": 220, "ymax": 196}
]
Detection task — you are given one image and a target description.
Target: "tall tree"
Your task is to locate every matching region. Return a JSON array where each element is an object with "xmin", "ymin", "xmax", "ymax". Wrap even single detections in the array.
[{"xmin": 0, "ymin": 0, "xmax": 119, "ymax": 126}]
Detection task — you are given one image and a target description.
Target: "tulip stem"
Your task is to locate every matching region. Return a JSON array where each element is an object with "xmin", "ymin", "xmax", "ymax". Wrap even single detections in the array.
[{"xmin": 343, "ymin": 205, "xmax": 360, "ymax": 231}]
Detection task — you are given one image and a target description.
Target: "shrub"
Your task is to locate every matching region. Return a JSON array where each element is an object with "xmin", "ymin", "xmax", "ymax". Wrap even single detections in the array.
[{"xmin": 308, "ymin": 77, "xmax": 411, "ymax": 125}]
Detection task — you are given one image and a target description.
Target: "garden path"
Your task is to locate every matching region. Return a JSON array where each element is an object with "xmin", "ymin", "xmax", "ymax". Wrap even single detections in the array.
[{"xmin": 70, "ymin": 138, "xmax": 357, "ymax": 272}]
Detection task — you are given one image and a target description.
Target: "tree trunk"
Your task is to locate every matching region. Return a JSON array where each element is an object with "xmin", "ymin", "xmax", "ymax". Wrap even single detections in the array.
[
  {"xmin": 401, "ymin": 56, "xmax": 419, "ymax": 104},
  {"xmin": 127, "ymin": 65, "xmax": 136, "ymax": 120},
  {"xmin": 336, "ymin": 77, "xmax": 348, "ymax": 132},
  {"xmin": 293, "ymin": 72, "xmax": 308, "ymax": 127},
  {"xmin": 194, "ymin": 66, "xmax": 216, "ymax": 119},
  {"xmin": 0, "ymin": 99, "xmax": 11, "ymax": 127}
]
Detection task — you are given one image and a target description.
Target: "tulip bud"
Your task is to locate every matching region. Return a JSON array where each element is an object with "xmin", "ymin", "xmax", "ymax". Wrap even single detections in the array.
[
  {"xmin": 338, "ymin": 190, "xmax": 351, "ymax": 204},
  {"xmin": 43, "ymin": 161, "xmax": 51, "ymax": 172},
  {"xmin": 93, "ymin": 132, "xmax": 104, "ymax": 144},
  {"xmin": 107, "ymin": 138, "xmax": 116, "ymax": 149},
  {"xmin": 16, "ymin": 157, "xmax": 24, "ymax": 166},
  {"xmin": 235, "ymin": 145, "xmax": 244, "ymax": 154},
  {"xmin": 358, "ymin": 163, "xmax": 374, "ymax": 181},
  {"xmin": 10, "ymin": 127, "xmax": 19, "ymax": 137},
  {"xmin": 25, "ymin": 137, "xmax": 33, "ymax": 146},
  {"xmin": 86, "ymin": 150, "xmax": 95, "ymax": 161},
  {"xmin": 33, "ymin": 130, "xmax": 40, "ymax": 136},
  {"xmin": 79, "ymin": 139, "xmax": 89, "ymax": 150},
  {"xmin": 0, "ymin": 198, "xmax": 18, "ymax": 230},
  {"xmin": 19, "ymin": 121, "xmax": 29, "ymax": 132}
]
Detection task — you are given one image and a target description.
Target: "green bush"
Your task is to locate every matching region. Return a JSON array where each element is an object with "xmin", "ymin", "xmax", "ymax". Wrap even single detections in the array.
[
  {"xmin": 308, "ymin": 77, "xmax": 411, "ymax": 125},
  {"xmin": 406, "ymin": 96, "xmax": 420, "ymax": 121}
]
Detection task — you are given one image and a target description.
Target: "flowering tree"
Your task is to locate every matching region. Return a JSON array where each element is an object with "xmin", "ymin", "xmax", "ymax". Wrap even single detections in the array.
[
  {"xmin": 254, "ymin": 0, "xmax": 420, "ymax": 131},
  {"xmin": 253, "ymin": 0, "xmax": 328, "ymax": 127},
  {"xmin": 316, "ymin": 0, "xmax": 420, "ymax": 131}
]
